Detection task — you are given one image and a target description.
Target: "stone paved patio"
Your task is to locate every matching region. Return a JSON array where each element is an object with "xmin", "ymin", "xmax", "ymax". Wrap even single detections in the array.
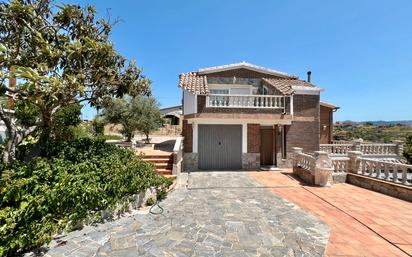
[
  {"xmin": 36, "ymin": 172, "xmax": 329, "ymax": 257},
  {"xmin": 251, "ymin": 170, "xmax": 412, "ymax": 257}
]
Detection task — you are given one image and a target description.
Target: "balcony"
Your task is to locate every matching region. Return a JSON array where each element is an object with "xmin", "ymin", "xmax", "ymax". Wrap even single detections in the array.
[{"xmin": 206, "ymin": 94, "xmax": 287, "ymax": 109}]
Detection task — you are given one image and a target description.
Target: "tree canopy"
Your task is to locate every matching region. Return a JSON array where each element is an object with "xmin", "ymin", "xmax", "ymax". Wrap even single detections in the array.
[
  {"xmin": 103, "ymin": 96, "xmax": 163, "ymax": 142},
  {"xmin": 0, "ymin": 0, "xmax": 151, "ymax": 163},
  {"xmin": 404, "ymin": 134, "xmax": 412, "ymax": 164}
]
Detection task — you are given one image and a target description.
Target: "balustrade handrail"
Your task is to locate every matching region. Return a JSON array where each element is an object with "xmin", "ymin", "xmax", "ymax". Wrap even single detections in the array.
[
  {"xmin": 207, "ymin": 93, "xmax": 285, "ymax": 97},
  {"xmin": 357, "ymin": 158, "xmax": 412, "ymax": 186},
  {"xmin": 320, "ymin": 143, "xmax": 353, "ymax": 147},
  {"xmin": 206, "ymin": 94, "xmax": 287, "ymax": 109},
  {"xmin": 359, "ymin": 158, "xmax": 412, "ymax": 167},
  {"xmin": 295, "ymin": 152, "xmax": 316, "ymax": 172},
  {"xmin": 361, "ymin": 143, "xmax": 397, "ymax": 146},
  {"xmin": 320, "ymin": 142, "xmax": 400, "ymax": 157}
]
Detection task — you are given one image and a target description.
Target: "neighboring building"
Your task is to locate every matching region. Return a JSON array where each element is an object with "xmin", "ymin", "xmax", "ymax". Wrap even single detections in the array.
[
  {"xmin": 178, "ymin": 62, "xmax": 338, "ymax": 171},
  {"xmin": 160, "ymin": 105, "xmax": 182, "ymax": 126},
  {"xmin": 320, "ymin": 101, "xmax": 339, "ymax": 144}
]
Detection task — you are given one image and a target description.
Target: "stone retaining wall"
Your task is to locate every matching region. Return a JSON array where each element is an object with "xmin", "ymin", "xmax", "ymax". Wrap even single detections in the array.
[
  {"xmin": 347, "ymin": 174, "xmax": 412, "ymax": 202},
  {"xmin": 183, "ymin": 153, "xmax": 198, "ymax": 172}
]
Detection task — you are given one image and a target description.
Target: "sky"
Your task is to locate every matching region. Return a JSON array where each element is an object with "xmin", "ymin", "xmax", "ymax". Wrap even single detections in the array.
[{"xmin": 63, "ymin": 0, "xmax": 412, "ymax": 122}]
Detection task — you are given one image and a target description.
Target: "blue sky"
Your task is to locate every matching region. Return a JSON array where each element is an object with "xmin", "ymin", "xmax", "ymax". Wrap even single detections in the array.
[{"xmin": 65, "ymin": 0, "xmax": 412, "ymax": 122}]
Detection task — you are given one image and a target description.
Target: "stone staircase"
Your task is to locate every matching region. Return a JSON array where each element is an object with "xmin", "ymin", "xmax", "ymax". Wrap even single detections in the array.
[{"xmin": 142, "ymin": 151, "xmax": 173, "ymax": 176}]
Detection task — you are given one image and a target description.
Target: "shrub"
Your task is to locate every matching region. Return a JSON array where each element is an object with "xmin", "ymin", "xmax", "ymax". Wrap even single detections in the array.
[
  {"xmin": 0, "ymin": 138, "xmax": 172, "ymax": 256},
  {"xmin": 404, "ymin": 134, "xmax": 412, "ymax": 164}
]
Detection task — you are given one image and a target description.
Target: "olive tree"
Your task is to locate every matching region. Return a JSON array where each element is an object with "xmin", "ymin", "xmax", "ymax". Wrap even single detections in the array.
[
  {"xmin": 0, "ymin": 0, "xmax": 150, "ymax": 164},
  {"xmin": 103, "ymin": 96, "xmax": 163, "ymax": 143}
]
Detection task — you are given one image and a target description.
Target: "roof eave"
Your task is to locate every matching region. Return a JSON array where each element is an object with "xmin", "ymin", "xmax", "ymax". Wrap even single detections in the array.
[
  {"xmin": 292, "ymin": 86, "xmax": 324, "ymax": 95},
  {"xmin": 197, "ymin": 62, "xmax": 298, "ymax": 79}
]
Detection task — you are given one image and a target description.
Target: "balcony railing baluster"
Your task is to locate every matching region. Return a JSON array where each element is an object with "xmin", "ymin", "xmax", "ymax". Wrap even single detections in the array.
[{"xmin": 206, "ymin": 94, "xmax": 287, "ymax": 109}]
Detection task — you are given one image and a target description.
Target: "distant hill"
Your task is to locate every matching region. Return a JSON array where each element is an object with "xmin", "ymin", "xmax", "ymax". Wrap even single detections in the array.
[
  {"xmin": 334, "ymin": 120, "xmax": 412, "ymax": 143},
  {"xmin": 338, "ymin": 120, "xmax": 412, "ymax": 126}
]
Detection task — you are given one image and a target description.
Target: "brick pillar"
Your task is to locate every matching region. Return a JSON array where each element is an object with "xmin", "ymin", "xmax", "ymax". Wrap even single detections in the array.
[{"xmin": 348, "ymin": 151, "xmax": 363, "ymax": 174}]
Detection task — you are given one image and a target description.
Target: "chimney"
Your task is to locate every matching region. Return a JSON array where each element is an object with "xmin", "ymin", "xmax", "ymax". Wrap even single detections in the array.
[{"xmin": 307, "ymin": 71, "xmax": 312, "ymax": 83}]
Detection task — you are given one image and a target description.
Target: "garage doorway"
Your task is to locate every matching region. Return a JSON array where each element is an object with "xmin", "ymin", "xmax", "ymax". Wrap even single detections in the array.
[{"xmin": 198, "ymin": 124, "xmax": 242, "ymax": 170}]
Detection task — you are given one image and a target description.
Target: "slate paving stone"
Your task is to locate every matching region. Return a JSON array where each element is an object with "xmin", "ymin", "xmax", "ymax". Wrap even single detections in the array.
[{"xmin": 28, "ymin": 172, "xmax": 329, "ymax": 257}]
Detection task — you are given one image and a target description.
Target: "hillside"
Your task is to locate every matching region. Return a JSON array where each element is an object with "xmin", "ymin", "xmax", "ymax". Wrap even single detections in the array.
[{"xmin": 334, "ymin": 122, "xmax": 412, "ymax": 143}]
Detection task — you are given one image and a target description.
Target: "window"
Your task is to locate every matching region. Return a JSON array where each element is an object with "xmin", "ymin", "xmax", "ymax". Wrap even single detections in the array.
[
  {"xmin": 230, "ymin": 88, "xmax": 250, "ymax": 95},
  {"xmin": 262, "ymin": 86, "xmax": 269, "ymax": 95},
  {"xmin": 210, "ymin": 89, "xmax": 229, "ymax": 94}
]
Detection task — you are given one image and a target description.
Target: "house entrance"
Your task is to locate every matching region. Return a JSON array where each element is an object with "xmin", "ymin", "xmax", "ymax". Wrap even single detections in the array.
[{"xmin": 260, "ymin": 127, "xmax": 274, "ymax": 166}]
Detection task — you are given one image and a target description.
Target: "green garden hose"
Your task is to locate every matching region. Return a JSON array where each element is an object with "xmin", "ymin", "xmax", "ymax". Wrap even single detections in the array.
[{"xmin": 149, "ymin": 200, "xmax": 164, "ymax": 215}]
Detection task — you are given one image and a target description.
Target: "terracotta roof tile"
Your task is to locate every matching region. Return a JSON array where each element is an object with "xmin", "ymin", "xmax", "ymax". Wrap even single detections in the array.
[
  {"xmin": 178, "ymin": 73, "xmax": 208, "ymax": 94},
  {"xmin": 262, "ymin": 78, "xmax": 314, "ymax": 95}
]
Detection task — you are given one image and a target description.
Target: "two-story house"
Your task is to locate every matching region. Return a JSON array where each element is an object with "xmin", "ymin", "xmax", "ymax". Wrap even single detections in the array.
[{"xmin": 179, "ymin": 62, "xmax": 338, "ymax": 171}]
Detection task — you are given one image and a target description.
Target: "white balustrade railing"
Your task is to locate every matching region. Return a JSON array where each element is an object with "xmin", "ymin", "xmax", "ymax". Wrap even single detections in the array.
[
  {"xmin": 295, "ymin": 152, "xmax": 316, "ymax": 172},
  {"xmin": 332, "ymin": 158, "xmax": 350, "ymax": 173},
  {"xmin": 206, "ymin": 94, "xmax": 286, "ymax": 109},
  {"xmin": 358, "ymin": 158, "xmax": 412, "ymax": 186},
  {"xmin": 359, "ymin": 144, "xmax": 397, "ymax": 156},
  {"xmin": 320, "ymin": 142, "xmax": 401, "ymax": 158},
  {"xmin": 319, "ymin": 144, "xmax": 352, "ymax": 156}
]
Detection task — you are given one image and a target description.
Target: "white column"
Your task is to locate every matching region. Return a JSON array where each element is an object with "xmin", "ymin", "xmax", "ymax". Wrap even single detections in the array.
[
  {"xmin": 242, "ymin": 123, "xmax": 247, "ymax": 153},
  {"xmin": 193, "ymin": 123, "xmax": 198, "ymax": 153},
  {"xmin": 290, "ymin": 95, "xmax": 294, "ymax": 116}
]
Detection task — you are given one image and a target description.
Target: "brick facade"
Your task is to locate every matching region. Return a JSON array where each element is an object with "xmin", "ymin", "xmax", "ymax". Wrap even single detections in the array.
[
  {"xmin": 247, "ymin": 124, "xmax": 260, "ymax": 153},
  {"xmin": 293, "ymin": 94, "xmax": 319, "ymax": 117},
  {"xmin": 286, "ymin": 121, "xmax": 320, "ymax": 155},
  {"xmin": 286, "ymin": 94, "xmax": 320, "ymax": 156},
  {"xmin": 320, "ymin": 105, "xmax": 333, "ymax": 144},
  {"xmin": 180, "ymin": 67, "xmax": 329, "ymax": 169},
  {"xmin": 182, "ymin": 120, "xmax": 192, "ymax": 153}
]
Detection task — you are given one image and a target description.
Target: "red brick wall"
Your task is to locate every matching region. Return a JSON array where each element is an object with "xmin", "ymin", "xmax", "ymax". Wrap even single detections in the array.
[
  {"xmin": 293, "ymin": 94, "xmax": 319, "ymax": 117},
  {"xmin": 320, "ymin": 105, "xmax": 333, "ymax": 144},
  {"xmin": 286, "ymin": 94, "xmax": 320, "ymax": 154},
  {"xmin": 286, "ymin": 121, "xmax": 320, "ymax": 154},
  {"xmin": 182, "ymin": 119, "xmax": 192, "ymax": 153},
  {"xmin": 247, "ymin": 124, "xmax": 260, "ymax": 153}
]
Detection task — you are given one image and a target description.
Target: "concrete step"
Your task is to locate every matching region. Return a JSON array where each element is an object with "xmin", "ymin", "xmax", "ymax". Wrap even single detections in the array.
[
  {"xmin": 143, "ymin": 155, "xmax": 173, "ymax": 160},
  {"xmin": 153, "ymin": 163, "xmax": 172, "ymax": 169},
  {"xmin": 143, "ymin": 158, "xmax": 173, "ymax": 163},
  {"xmin": 156, "ymin": 168, "xmax": 172, "ymax": 175}
]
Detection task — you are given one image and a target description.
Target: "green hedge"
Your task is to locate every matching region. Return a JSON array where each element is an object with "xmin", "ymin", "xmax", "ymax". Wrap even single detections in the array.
[{"xmin": 0, "ymin": 138, "xmax": 172, "ymax": 256}]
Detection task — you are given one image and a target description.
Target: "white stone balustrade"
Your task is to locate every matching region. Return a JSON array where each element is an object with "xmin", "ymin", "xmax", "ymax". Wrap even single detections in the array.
[
  {"xmin": 293, "ymin": 147, "xmax": 316, "ymax": 172},
  {"xmin": 331, "ymin": 158, "xmax": 350, "ymax": 173},
  {"xmin": 206, "ymin": 94, "xmax": 286, "ymax": 109},
  {"xmin": 319, "ymin": 144, "xmax": 352, "ymax": 156},
  {"xmin": 357, "ymin": 158, "xmax": 412, "ymax": 186},
  {"xmin": 292, "ymin": 148, "xmax": 333, "ymax": 187},
  {"xmin": 320, "ymin": 140, "xmax": 404, "ymax": 159}
]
